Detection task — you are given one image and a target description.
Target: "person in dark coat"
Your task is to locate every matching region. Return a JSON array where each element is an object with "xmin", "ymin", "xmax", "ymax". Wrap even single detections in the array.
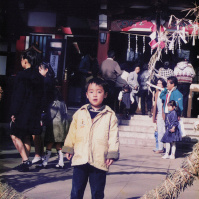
[
  {"xmin": 161, "ymin": 100, "xmax": 182, "ymax": 159},
  {"xmin": 10, "ymin": 50, "xmax": 44, "ymax": 172}
]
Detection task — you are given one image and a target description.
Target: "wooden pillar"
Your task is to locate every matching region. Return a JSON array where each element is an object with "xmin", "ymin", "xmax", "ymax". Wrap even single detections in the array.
[{"xmin": 97, "ymin": 31, "xmax": 110, "ymax": 66}]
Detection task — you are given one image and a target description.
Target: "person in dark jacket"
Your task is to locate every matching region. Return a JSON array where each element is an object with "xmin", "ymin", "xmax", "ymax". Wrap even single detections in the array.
[{"xmin": 10, "ymin": 50, "xmax": 44, "ymax": 172}]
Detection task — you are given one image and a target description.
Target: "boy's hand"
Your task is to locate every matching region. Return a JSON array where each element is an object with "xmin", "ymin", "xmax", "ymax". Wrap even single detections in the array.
[
  {"xmin": 106, "ymin": 159, "xmax": 114, "ymax": 167},
  {"xmin": 170, "ymin": 126, "xmax": 175, "ymax": 133},
  {"xmin": 66, "ymin": 153, "xmax": 73, "ymax": 160}
]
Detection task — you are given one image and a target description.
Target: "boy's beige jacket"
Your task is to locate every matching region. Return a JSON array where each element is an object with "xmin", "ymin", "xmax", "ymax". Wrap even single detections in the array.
[{"xmin": 62, "ymin": 104, "xmax": 119, "ymax": 171}]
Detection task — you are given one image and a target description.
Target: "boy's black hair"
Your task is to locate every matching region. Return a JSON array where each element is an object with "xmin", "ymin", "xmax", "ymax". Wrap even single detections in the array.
[
  {"xmin": 107, "ymin": 50, "xmax": 115, "ymax": 58},
  {"xmin": 122, "ymin": 84, "xmax": 131, "ymax": 92},
  {"xmin": 168, "ymin": 100, "xmax": 176, "ymax": 107},
  {"xmin": 21, "ymin": 50, "xmax": 38, "ymax": 68},
  {"xmin": 167, "ymin": 76, "xmax": 178, "ymax": 86},
  {"xmin": 40, "ymin": 62, "xmax": 55, "ymax": 78},
  {"xmin": 85, "ymin": 77, "xmax": 109, "ymax": 93},
  {"xmin": 168, "ymin": 100, "xmax": 179, "ymax": 112}
]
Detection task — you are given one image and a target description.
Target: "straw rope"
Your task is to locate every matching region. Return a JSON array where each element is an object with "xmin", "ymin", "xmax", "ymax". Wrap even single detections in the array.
[
  {"xmin": 0, "ymin": 179, "xmax": 29, "ymax": 199},
  {"xmin": 140, "ymin": 142, "xmax": 199, "ymax": 199}
]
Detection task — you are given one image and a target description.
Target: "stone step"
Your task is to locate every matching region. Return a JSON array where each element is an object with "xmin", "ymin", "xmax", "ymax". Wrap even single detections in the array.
[
  {"xmin": 184, "ymin": 129, "xmax": 199, "ymax": 136},
  {"xmin": 119, "ymin": 128, "xmax": 199, "ymax": 140},
  {"xmin": 119, "ymin": 119, "xmax": 154, "ymax": 126},
  {"xmin": 119, "ymin": 137, "xmax": 155, "ymax": 147},
  {"xmin": 181, "ymin": 118, "xmax": 199, "ymax": 123},
  {"xmin": 119, "ymin": 136, "xmax": 198, "ymax": 147},
  {"xmin": 119, "ymin": 118, "xmax": 198, "ymax": 127},
  {"xmin": 119, "ymin": 131, "xmax": 155, "ymax": 139},
  {"xmin": 119, "ymin": 125, "xmax": 154, "ymax": 133}
]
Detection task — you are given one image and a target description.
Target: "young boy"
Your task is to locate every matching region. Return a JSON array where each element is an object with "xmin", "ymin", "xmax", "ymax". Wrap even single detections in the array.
[{"xmin": 62, "ymin": 77, "xmax": 119, "ymax": 199}]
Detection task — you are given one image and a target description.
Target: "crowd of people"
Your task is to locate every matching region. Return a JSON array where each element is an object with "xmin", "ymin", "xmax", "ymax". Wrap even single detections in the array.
[{"xmin": 6, "ymin": 48, "xmax": 196, "ymax": 198}]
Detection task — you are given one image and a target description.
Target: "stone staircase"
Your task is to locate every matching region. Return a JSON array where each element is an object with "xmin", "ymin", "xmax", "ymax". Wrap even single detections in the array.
[
  {"xmin": 118, "ymin": 115, "xmax": 199, "ymax": 147},
  {"xmin": 67, "ymin": 107, "xmax": 199, "ymax": 148}
]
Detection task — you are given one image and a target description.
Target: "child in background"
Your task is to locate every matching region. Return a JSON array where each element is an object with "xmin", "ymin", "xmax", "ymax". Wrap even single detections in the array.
[
  {"xmin": 38, "ymin": 62, "xmax": 68, "ymax": 168},
  {"xmin": 161, "ymin": 100, "xmax": 182, "ymax": 159},
  {"xmin": 63, "ymin": 77, "xmax": 119, "ymax": 199},
  {"xmin": 42, "ymin": 88, "xmax": 68, "ymax": 168},
  {"xmin": 118, "ymin": 84, "xmax": 134, "ymax": 119}
]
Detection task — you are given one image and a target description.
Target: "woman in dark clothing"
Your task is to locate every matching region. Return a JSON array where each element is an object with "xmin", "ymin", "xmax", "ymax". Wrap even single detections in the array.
[{"xmin": 10, "ymin": 50, "xmax": 44, "ymax": 171}]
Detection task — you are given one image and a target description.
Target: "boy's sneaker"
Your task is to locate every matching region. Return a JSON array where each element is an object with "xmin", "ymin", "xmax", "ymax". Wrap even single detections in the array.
[
  {"xmin": 55, "ymin": 150, "xmax": 64, "ymax": 169},
  {"xmin": 170, "ymin": 154, "xmax": 175, "ymax": 159},
  {"xmin": 32, "ymin": 156, "xmax": 42, "ymax": 164},
  {"xmin": 42, "ymin": 150, "xmax": 51, "ymax": 167},
  {"xmin": 15, "ymin": 160, "xmax": 32, "ymax": 172},
  {"xmin": 162, "ymin": 153, "xmax": 169, "ymax": 159},
  {"xmin": 148, "ymin": 111, "xmax": 152, "ymax": 118}
]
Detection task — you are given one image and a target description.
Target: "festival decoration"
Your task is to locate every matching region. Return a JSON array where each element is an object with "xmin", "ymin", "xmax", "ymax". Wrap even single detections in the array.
[
  {"xmin": 135, "ymin": 35, "xmax": 138, "ymax": 53},
  {"xmin": 140, "ymin": 142, "xmax": 199, "ymax": 199},
  {"xmin": 143, "ymin": 36, "xmax": 145, "ymax": 53},
  {"xmin": 147, "ymin": 2, "xmax": 199, "ymax": 88}
]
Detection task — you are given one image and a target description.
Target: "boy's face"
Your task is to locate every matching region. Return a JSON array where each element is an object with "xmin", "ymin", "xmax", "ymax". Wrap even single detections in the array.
[
  {"xmin": 168, "ymin": 105, "xmax": 174, "ymax": 112},
  {"xmin": 167, "ymin": 80, "xmax": 174, "ymax": 91},
  {"xmin": 39, "ymin": 65, "xmax": 48, "ymax": 77},
  {"xmin": 86, "ymin": 83, "xmax": 107, "ymax": 109},
  {"xmin": 135, "ymin": 67, "xmax": 140, "ymax": 74},
  {"xmin": 21, "ymin": 58, "xmax": 26, "ymax": 69}
]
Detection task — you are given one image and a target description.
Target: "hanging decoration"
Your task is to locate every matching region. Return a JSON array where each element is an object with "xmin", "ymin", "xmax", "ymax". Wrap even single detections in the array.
[
  {"xmin": 135, "ymin": 35, "xmax": 138, "ymax": 54},
  {"xmin": 147, "ymin": 3, "xmax": 199, "ymax": 89},
  {"xmin": 178, "ymin": 36, "xmax": 181, "ymax": 52},
  {"xmin": 126, "ymin": 34, "xmax": 134, "ymax": 61},
  {"xmin": 143, "ymin": 36, "xmax": 145, "ymax": 53}
]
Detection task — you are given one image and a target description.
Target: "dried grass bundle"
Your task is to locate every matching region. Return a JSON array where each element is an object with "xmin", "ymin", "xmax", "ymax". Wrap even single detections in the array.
[
  {"xmin": 0, "ymin": 179, "xmax": 29, "ymax": 199},
  {"xmin": 140, "ymin": 142, "xmax": 199, "ymax": 199}
]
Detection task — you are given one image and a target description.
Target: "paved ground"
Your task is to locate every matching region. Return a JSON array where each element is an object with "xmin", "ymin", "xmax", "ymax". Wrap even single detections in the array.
[{"xmin": 0, "ymin": 130, "xmax": 199, "ymax": 199}]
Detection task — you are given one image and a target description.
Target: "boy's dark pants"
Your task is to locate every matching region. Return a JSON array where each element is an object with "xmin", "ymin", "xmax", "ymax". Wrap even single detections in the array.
[{"xmin": 71, "ymin": 163, "xmax": 106, "ymax": 199}]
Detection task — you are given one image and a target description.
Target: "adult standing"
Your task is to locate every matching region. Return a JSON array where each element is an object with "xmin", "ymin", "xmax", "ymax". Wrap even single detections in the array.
[
  {"xmin": 140, "ymin": 64, "xmax": 152, "ymax": 116},
  {"xmin": 152, "ymin": 78, "xmax": 167, "ymax": 153},
  {"xmin": 10, "ymin": 50, "xmax": 44, "ymax": 172},
  {"xmin": 174, "ymin": 58, "xmax": 195, "ymax": 117},
  {"xmin": 128, "ymin": 65, "xmax": 140, "ymax": 114},
  {"xmin": 160, "ymin": 76, "xmax": 183, "ymax": 116},
  {"xmin": 79, "ymin": 52, "xmax": 99, "ymax": 105},
  {"xmin": 158, "ymin": 61, "xmax": 174, "ymax": 80},
  {"xmin": 101, "ymin": 50, "xmax": 122, "ymax": 110}
]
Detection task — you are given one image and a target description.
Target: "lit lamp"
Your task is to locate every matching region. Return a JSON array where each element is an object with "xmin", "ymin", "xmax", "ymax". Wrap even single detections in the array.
[{"xmin": 99, "ymin": 14, "xmax": 107, "ymax": 44}]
